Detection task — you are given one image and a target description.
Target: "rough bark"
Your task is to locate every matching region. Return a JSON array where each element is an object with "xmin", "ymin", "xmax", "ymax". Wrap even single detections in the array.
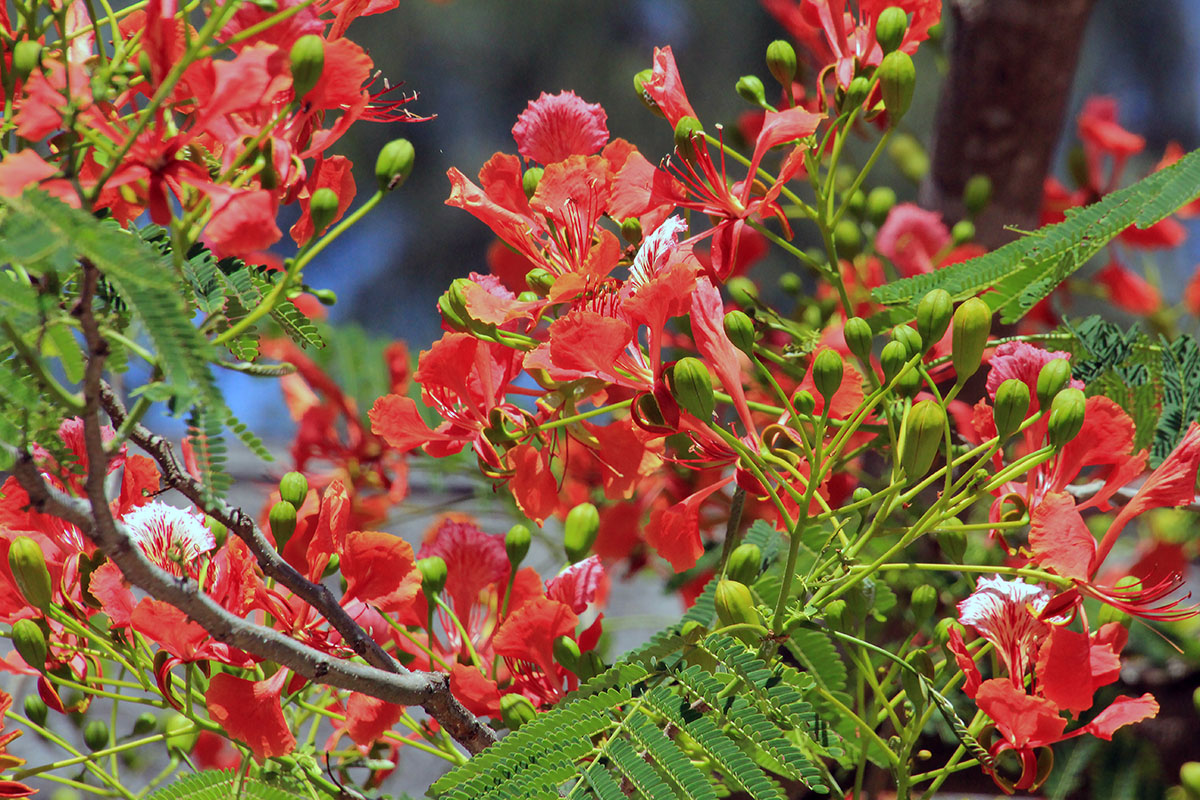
[{"xmin": 921, "ymin": 0, "xmax": 1099, "ymax": 249}]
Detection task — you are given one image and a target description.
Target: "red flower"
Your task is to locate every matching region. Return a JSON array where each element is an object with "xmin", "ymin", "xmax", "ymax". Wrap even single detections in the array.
[
  {"xmin": 205, "ymin": 669, "xmax": 296, "ymax": 761},
  {"xmin": 512, "ymin": 91, "xmax": 610, "ymax": 165}
]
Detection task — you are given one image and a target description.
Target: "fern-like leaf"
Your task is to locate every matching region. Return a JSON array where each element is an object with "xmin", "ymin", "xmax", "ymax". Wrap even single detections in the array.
[
  {"xmin": 606, "ymin": 735, "xmax": 683, "ymax": 800},
  {"xmin": 626, "ymin": 713, "xmax": 719, "ymax": 800},
  {"xmin": 145, "ymin": 770, "xmax": 307, "ymax": 800}
]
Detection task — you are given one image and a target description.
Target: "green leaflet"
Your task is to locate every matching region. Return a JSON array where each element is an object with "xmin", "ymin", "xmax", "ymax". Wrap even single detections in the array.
[
  {"xmin": 144, "ymin": 769, "xmax": 307, "ymax": 800},
  {"xmin": 869, "ymin": 145, "xmax": 1200, "ymax": 328}
]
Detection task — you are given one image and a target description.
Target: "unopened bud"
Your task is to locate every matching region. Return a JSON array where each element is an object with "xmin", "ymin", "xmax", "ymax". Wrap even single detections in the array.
[
  {"xmin": 938, "ymin": 524, "xmax": 967, "ymax": 564},
  {"xmin": 875, "ymin": 7, "xmax": 909, "ymax": 54},
  {"xmin": 563, "ymin": 502, "xmax": 600, "ymax": 564},
  {"xmin": 880, "ymin": 340, "xmax": 909, "ymax": 384},
  {"xmin": 505, "ymin": 524, "xmax": 531, "ymax": 569},
  {"xmin": 910, "ymin": 584, "xmax": 938, "ymax": 621},
  {"xmin": 23, "ymin": 694, "xmax": 47, "ymax": 727},
  {"xmin": 792, "ymin": 389, "xmax": 816, "ymax": 416},
  {"xmin": 620, "ymin": 217, "xmax": 642, "ymax": 245},
  {"xmin": 279, "ymin": 472, "xmax": 308, "ymax": 509},
  {"xmin": 812, "ymin": 350, "xmax": 844, "ymax": 403},
  {"xmin": 633, "ymin": 68, "xmax": 662, "ymax": 116},
  {"xmin": 522, "ymin": 167, "xmax": 543, "ymax": 200},
  {"xmin": 866, "ymin": 186, "xmax": 897, "ymax": 226},
  {"xmin": 11, "ymin": 618, "xmax": 47, "ymax": 671},
  {"xmin": 993, "ymin": 379, "xmax": 1031, "ymax": 441},
  {"xmin": 843, "ymin": 317, "xmax": 874, "ymax": 364},
  {"xmin": 84, "ymin": 720, "xmax": 110, "ymax": 752},
  {"xmin": 824, "ymin": 598, "xmax": 847, "ymax": 631},
  {"xmin": 736, "ymin": 75, "xmax": 767, "ymax": 107},
  {"xmin": 843, "ymin": 76, "xmax": 871, "ymax": 113},
  {"xmin": 313, "ymin": 288, "xmax": 338, "ymax": 306},
  {"xmin": 901, "ymin": 400, "xmax": 946, "ymax": 480},
  {"xmin": 916, "ymin": 289, "xmax": 953, "ymax": 350},
  {"xmin": 526, "ymin": 267, "xmax": 555, "ymax": 296},
  {"xmin": 951, "ymin": 219, "xmax": 974, "ymax": 245},
  {"xmin": 964, "ymin": 174, "xmax": 992, "ymax": 216},
  {"xmin": 726, "ymin": 277, "xmax": 758, "ymax": 307},
  {"xmin": 669, "ymin": 358, "xmax": 716, "ymax": 421},
  {"xmin": 714, "ymin": 579, "xmax": 760, "ymax": 629},
  {"xmin": 723, "ymin": 310, "xmax": 756, "ymax": 356},
  {"xmin": 951, "ymin": 297, "xmax": 991, "ymax": 384},
  {"xmin": 1046, "ymin": 388, "xmax": 1086, "ymax": 448},
  {"xmin": 268, "ymin": 501, "xmax": 297, "ymax": 549},
  {"xmin": 852, "ymin": 486, "xmax": 872, "ymax": 505},
  {"xmin": 933, "ymin": 616, "xmax": 961, "ymax": 646},
  {"xmin": 375, "ymin": 138, "xmax": 415, "ymax": 192},
  {"xmin": 552, "ymin": 635, "xmax": 581, "ymax": 671},
  {"xmin": 888, "ymin": 132, "xmax": 929, "ymax": 182},
  {"xmin": 417, "ymin": 556, "xmax": 447, "ymax": 598},
  {"xmin": 500, "ymin": 693, "xmax": 537, "ymax": 730},
  {"xmin": 9, "ymin": 537, "xmax": 52, "ymax": 612},
  {"xmin": 1181, "ymin": 763, "xmax": 1200, "ymax": 799},
  {"xmin": 12, "ymin": 41, "xmax": 42, "ymax": 81},
  {"xmin": 308, "ymin": 187, "xmax": 339, "ymax": 238},
  {"xmin": 289, "ymin": 34, "xmax": 325, "ymax": 99},
  {"xmin": 877, "ymin": 51, "xmax": 915, "ymax": 123},
  {"xmin": 673, "ymin": 116, "xmax": 704, "ymax": 165},
  {"xmin": 163, "ymin": 713, "xmax": 198, "ymax": 753},
  {"xmin": 132, "ymin": 712, "xmax": 157, "ymax": 736},
  {"xmin": 1035, "ymin": 358, "xmax": 1072, "ymax": 410},
  {"xmin": 205, "ymin": 516, "xmax": 228, "ymax": 549},
  {"xmin": 726, "ymin": 542, "xmax": 762, "ymax": 585},
  {"xmin": 833, "ymin": 218, "xmax": 862, "ymax": 258},
  {"xmin": 765, "ymin": 40, "xmax": 797, "ymax": 87},
  {"xmin": 891, "ymin": 325, "xmax": 922, "ymax": 358}
]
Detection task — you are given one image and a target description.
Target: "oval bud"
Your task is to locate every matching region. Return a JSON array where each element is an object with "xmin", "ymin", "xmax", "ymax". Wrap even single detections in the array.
[
  {"xmin": 563, "ymin": 503, "xmax": 600, "ymax": 564},
  {"xmin": 268, "ymin": 501, "xmax": 297, "ymax": 550},
  {"xmin": 9, "ymin": 537, "xmax": 52, "ymax": 612},
  {"xmin": 726, "ymin": 276, "xmax": 758, "ymax": 307},
  {"xmin": 84, "ymin": 720, "xmax": 110, "ymax": 752},
  {"xmin": 897, "ymin": 366, "xmax": 922, "ymax": 397},
  {"xmin": 313, "ymin": 288, "xmax": 338, "ymax": 306},
  {"xmin": 901, "ymin": 400, "xmax": 946, "ymax": 480},
  {"xmin": 23, "ymin": 694, "xmax": 47, "ymax": 727},
  {"xmin": 916, "ymin": 289, "xmax": 953, "ymax": 349},
  {"xmin": 938, "ymin": 525, "xmax": 967, "ymax": 564},
  {"xmin": 1181, "ymin": 762, "xmax": 1200, "ymax": 799},
  {"xmin": 951, "ymin": 297, "xmax": 991, "ymax": 384},
  {"xmin": 779, "ymin": 271, "xmax": 802, "ymax": 294},
  {"xmin": 843, "ymin": 76, "xmax": 871, "ymax": 112},
  {"xmin": 12, "ymin": 41, "xmax": 42, "ymax": 81},
  {"xmin": 1047, "ymin": 388, "xmax": 1086, "ymax": 448},
  {"xmin": 714, "ymin": 579, "xmax": 760, "ymax": 629},
  {"xmin": 576, "ymin": 651, "xmax": 604, "ymax": 682},
  {"xmin": 437, "ymin": 291, "xmax": 470, "ymax": 332},
  {"xmin": 522, "ymin": 166, "xmax": 543, "ymax": 200},
  {"xmin": 307, "ymin": 187, "xmax": 339, "ymax": 239},
  {"xmin": 526, "ymin": 267, "xmax": 555, "ymax": 296},
  {"xmin": 875, "ymin": 7, "xmax": 909, "ymax": 54},
  {"xmin": 278, "ymin": 472, "xmax": 308, "ymax": 509},
  {"xmin": 910, "ymin": 584, "xmax": 938, "ymax": 621},
  {"xmin": 375, "ymin": 138, "xmax": 415, "ymax": 192},
  {"xmin": 726, "ymin": 542, "xmax": 762, "ymax": 585},
  {"xmin": 163, "ymin": 713, "xmax": 198, "ymax": 753},
  {"xmin": 964, "ymin": 174, "xmax": 992, "ymax": 216},
  {"xmin": 289, "ymin": 34, "xmax": 325, "ymax": 99},
  {"xmin": 866, "ymin": 186, "xmax": 897, "ymax": 226},
  {"xmin": 505, "ymin": 524, "xmax": 531, "ymax": 569},
  {"xmin": 812, "ymin": 350, "xmax": 844, "ymax": 403},
  {"xmin": 880, "ymin": 340, "xmax": 909, "ymax": 385},
  {"xmin": 1035, "ymin": 358, "xmax": 1072, "ymax": 410},
  {"xmin": 891, "ymin": 325, "xmax": 923, "ymax": 358},
  {"xmin": 877, "ymin": 51, "xmax": 916, "ymax": 123},
  {"xmin": 417, "ymin": 556, "xmax": 448, "ymax": 597},
  {"xmin": 843, "ymin": 317, "xmax": 874, "ymax": 364},
  {"xmin": 889, "ymin": 131, "xmax": 930, "ymax": 181},
  {"xmin": 765, "ymin": 40, "xmax": 797, "ymax": 86},
  {"xmin": 792, "ymin": 389, "xmax": 816, "ymax": 416},
  {"xmin": 736, "ymin": 75, "xmax": 767, "ymax": 107},
  {"xmin": 833, "ymin": 217, "xmax": 862, "ymax": 258},
  {"xmin": 951, "ymin": 219, "xmax": 975, "ymax": 245},
  {"xmin": 12, "ymin": 619, "xmax": 47, "ymax": 671},
  {"xmin": 852, "ymin": 486, "xmax": 871, "ymax": 505},
  {"xmin": 993, "ymin": 379, "xmax": 1031, "ymax": 441},
  {"xmin": 500, "ymin": 693, "xmax": 537, "ymax": 731},
  {"xmin": 132, "ymin": 712, "xmax": 157, "ymax": 736},
  {"xmin": 933, "ymin": 616, "xmax": 962, "ymax": 646},
  {"xmin": 673, "ymin": 116, "xmax": 704, "ymax": 165},
  {"xmin": 669, "ymin": 357, "xmax": 715, "ymax": 421},
  {"xmin": 552, "ymin": 635, "xmax": 581, "ymax": 672},
  {"xmin": 620, "ymin": 217, "xmax": 643, "ymax": 245},
  {"xmin": 908, "ymin": 647, "xmax": 936, "ymax": 680},
  {"xmin": 723, "ymin": 310, "xmax": 756, "ymax": 356}
]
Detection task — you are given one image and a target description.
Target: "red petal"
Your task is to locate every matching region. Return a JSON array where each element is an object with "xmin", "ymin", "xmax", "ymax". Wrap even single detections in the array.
[
  {"xmin": 340, "ymin": 530, "xmax": 421, "ymax": 613},
  {"xmin": 507, "ymin": 445, "xmax": 559, "ymax": 526},
  {"xmin": 512, "ymin": 91, "xmax": 609, "ymax": 165},
  {"xmin": 691, "ymin": 278, "xmax": 756, "ymax": 437},
  {"xmin": 1080, "ymin": 693, "xmax": 1158, "ymax": 740},
  {"xmin": 1028, "ymin": 492, "xmax": 1095, "ymax": 581},
  {"xmin": 343, "ymin": 692, "xmax": 403, "ymax": 747},
  {"xmin": 419, "ymin": 518, "xmax": 509, "ymax": 622},
  {"xmin": 493, "ymin": 596, "xmax": 577, "ymax": 677},
  {"xmin": 450, "ymin": 663, "xmax": 501, "ymax": 718},
  {"xmin": 305, "ymin": 480, "xmax": 350, "ymax": 581},
  {"xmin": 205, "ymin": 670, "xmax": 296, "ymax": 760},
  {"xmin": 946, "ymin": 627, "xmax": 982, "ymax": 699},
  {"xmin": 1035, "ymin": 626, "xmax": 1103, "ymax": 714},
  {"xmin": 642, "ymin": 46, "xmax": 697, "ymax": 128},
  {"xmin": 645, "ymin": 476, "xmax": 732, "ymax": 572},
  {"xmin": 131, "ymin": 599, "xmax": 208, "ymax": 662},
  {"xmin": 545, "ymin": 555, "xmax": 607, "ymax": 614},
  {"xmin": 546, "ymin": 310, "xmax": 633, "ymax": 376},
  {"xmin": 369, "ymin": 394, "xmax": 458, "ymax": 454},
  {"xmin": 976, "ymin": 678, "xmax": 1067, "ymax": 749}
]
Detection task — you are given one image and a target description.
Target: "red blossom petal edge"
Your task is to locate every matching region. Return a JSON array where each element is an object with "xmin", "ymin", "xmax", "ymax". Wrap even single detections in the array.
[{"xmin": 512, "ymin": 91, "xmax": 609, "ymax": 166}]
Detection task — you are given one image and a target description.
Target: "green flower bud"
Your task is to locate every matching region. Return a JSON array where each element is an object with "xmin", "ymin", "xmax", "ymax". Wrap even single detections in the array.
[
  {"xmin": 1182, "ymin": 763, "xmax": 1200, "ymax": 800},
  {"xmin": 1047, "ymin": 388, "xmax": 1086, "ymax": 448},
  {"xmin": 375, "ymin": 138, "xmax": 415, "ymax": 192},
  {"xmin": 673, "ymin": 116, "xmax": 704, "ymax": 165},
  {"xmin": 901, "ymin": 400, "xmax": 946, "ymax": 480},
  {"xmin": 765, "ymin": 40, "xmax": 797, "ymax": 87},
  {"xmin": 951, "ymin": 219, "xmax": 975, "ymax": 245},
  {"xmin": 635, "ymin": 392, "xmax": 669, "ymax": 429},
  {"xmin": 851, "ymin": 486, "xmax": 872, "ymax": 505},
  {"xmin": 313, "ymin": 288, "xmax": 338, "ymax": 306},
  {"xmin": 964, "ymin": 174, "xmax": 992, "ymax": 216},
  {"xmin": 669, "ymin": 357, "xmax": 716, "ymax": 421},
  {"xmin": 896, "ymin": 366, "xmax": 922, "ymax": 397},
  {"xmin": 938, "ymin": 525, "xmax": 967, "ymax": 564},
  {"xmin": 792, "ymin": 389, "xmax": 816, "ymax": 416},
  {"xmin": 723, "ymin": 310, "xmax": 757, "ymax": 356},
  {"xmin": 866, "ymin": 186, "xmax": 897, "ymax": 226},
  {"xmin": 891, "ymin": 325, "xmax": 923, "ymax": 358},
  {"xmin": 505, "ymin": 524, "xmax": 531, "ymax": 569},
  {"xmin": 522, "ymin": 166, "xmax": 543, "ymax": 200},
  {"xmin": 812, "ymin": 350, "xmax": 844, "ymax": 402},
  {"xmin": 526, "ymin": 267, "xmax": 555, "ymax": 296},
  {"xmin": 846, "ymin": 189, "xmax": 866, "ymax": 217},
  {"xmin": 833, "ymin": 217, "xmax": 862, "ymax": 258},
  {"xmin": 779, "ymin": 271, "xmax": 802, "ymax": 294},
  {"xmin": 552, "ymin": 635, "xmax": 581, "ymax": 671},
  {"xmin": 268, "ymin": 501, "xmax": 297, "ymax": 550},
  {"xmin": 132, "ymin": 712, "xmax": 157, "ymax": 736},
  {"xmin": 714, "ymin": 579, "xmax": 760, "ymax": 629},
  {"xmin": 633, "ymin": 68, "xmax": 662, "ymax": 116},
  {"xmin": 500, "ymin": 693, "xmax": 537, "ymax": 730},
  {"xmin": 12, "ymin": 41, "xmax": 42, "ymax": 82},
  {"xmin": 951, "ymin": 297, "xmax": 992, "ymax": 384},
  {"xmin": 993, "ymin": 379, "xmax": 1031, "ymax": 441},
  {"xmin": 620, "ymin": 217, "xmax": 643, "ymax": 245},
  {"xmin": 736, "ymin": 75, "xmax": 767, "ymax": 107},
  {"xmin": 843, "ymin": 317, "xmax": 874, "ymax": 364},
  {"xmin": 11, "ymin": 618, "xmax": 47, "ymax": 671},
  {"xmin": 279, "ymin": 472, "xmax": 308, "ymax": 509},
  {"xmin": 888, "ymin": 132, "xmax": 929, "ymax": 182},
  {"xmin": 23, "ymin": 694, "xmax": 47, "ymax": 726},
  {"xmin": 933, "ymin": 616, "xmax": 961, "ymax": 646},
  {"xmin": 726, "ymin": 542, "xmax": 762, "ymax": 585},
  {"xmin": 437, "ymin": 291, "xmax": 470, "ymax": 332},
  {"xmin": 306, "ymin": 188, "xmax": 339, "ymax": 239},
  {"xmin": 842, "ymin": 76, "xmax": 871, "ymax": 112},
  {"xmin": 877, "ymin": 51, "xmax": 916, "ymax": 123},
  {"xmin": 516, "ymin": 290, "xmax": 540, "ymax": 303},
  {"xmin": 917, "ymin": 289, "xmax": 953, "ymax": 349},
  {"xmin": 84, "ymin": 720, "xmax": 110, "ymax": 752},
  {"xmin": 289, "ymin": 34, "xmax": 325, "ymax": 99},
  {"xmin": 910, "ymin": 584, "xmax": 938, "ymax": 621},
  {"xmin": 1035, "ymin": 358, "xmax": 1072, "ymax": 410},
  {"xmin": 417, "ymin": 556, "xmax": 447, "ymax": 598},
  {"xmin": 163, "ymin": 713, "xmax": 198, "ymax": 753},
  {"xmin": 842, "ymin": 582, "xmax": 871, "ymax": 627},
  {"xmin": 9, "ymin": 537, "xmax": 53, "ymax": 612},
  {"xmin": 880, "ymin": 340, "xmax": 909, "ymax": 384},
  {"xmin": 726, "ymin": 277, "xmax": 758, "ymax": 307},
  {"xmin": 875, "ymin": 7, "xmax": 909, "ymax": 54},
  {"xmin": 576, "ymin": 651, "xmax": 604, "ymax": 682},
  {"xmin": 564, "ymin": 502, "xmax": 600, "ymax": 563}
]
